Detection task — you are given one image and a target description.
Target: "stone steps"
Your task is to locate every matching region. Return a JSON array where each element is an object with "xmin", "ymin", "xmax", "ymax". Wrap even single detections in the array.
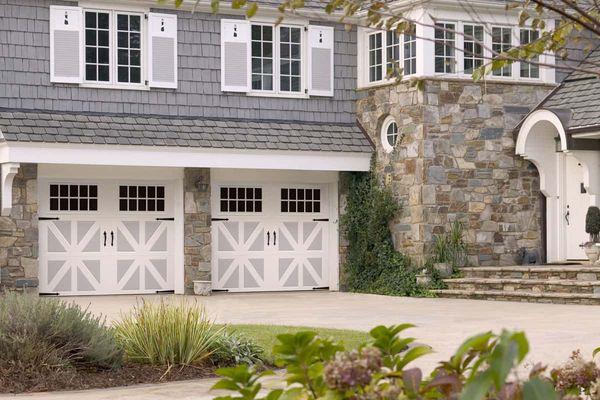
[
  {"xmin": 444, "ymin": 278, "xmax": 600, "ymax": 294},
  {"xmin": 435, "ymin": 265, "xmax": 600, "ymax": 305},
  {"xmin": 432, "ymin": 289, "xmax": 600, "ymax": 305},
  {"xmin": 459, "ymin": 266, "xmax": 600, "ymax": 281}
]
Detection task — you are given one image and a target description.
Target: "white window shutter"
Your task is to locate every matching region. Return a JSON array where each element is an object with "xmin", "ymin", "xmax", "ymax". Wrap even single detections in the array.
[
  {"xmin": 221, "ymin": 19, "xmax": 250, "ymax": 92},
  {"xmin": 148, "ymin": 13, "xmax": 178, "ymax": 89},
  {"xmin": 49, "ymin": 6, "xmax": 82, "ymax": 84},
  {"xmin": 308, "ymin": 25, "xmax": 334, "ymax": 96}
]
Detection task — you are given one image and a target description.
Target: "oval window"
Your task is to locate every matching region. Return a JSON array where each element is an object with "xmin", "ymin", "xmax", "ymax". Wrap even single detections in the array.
[{"xmin": 381, "ymin": 116, "xmax": 399, "ymax": 153}]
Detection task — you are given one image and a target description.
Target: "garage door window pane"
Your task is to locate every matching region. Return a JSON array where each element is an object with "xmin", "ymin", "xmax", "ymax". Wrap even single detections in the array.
[
  {"xmin": 281, "ymin": 188, "xmax": 321, "ymax": 213},
  {"xmin": 119, "ymin": 185, "xmax": 165, "ymax": 212},
  {"xmin": 49, "ymin": 184, "xmax": 98, "ymax": 211},
  {"xmin": 219, "ymin": 186, "xmax": 262, "ymax": 213}
]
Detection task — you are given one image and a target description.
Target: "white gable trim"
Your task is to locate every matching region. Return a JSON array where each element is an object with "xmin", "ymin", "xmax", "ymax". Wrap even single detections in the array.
[{"xmin": 0, "ymin": 142, "xmax": 371, "ymax": 172}]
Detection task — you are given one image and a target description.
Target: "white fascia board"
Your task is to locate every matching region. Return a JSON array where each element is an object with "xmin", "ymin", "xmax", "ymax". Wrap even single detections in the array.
[{"xmin": 0, "ymin": 142, "xmax": 372, "ymax": 172}]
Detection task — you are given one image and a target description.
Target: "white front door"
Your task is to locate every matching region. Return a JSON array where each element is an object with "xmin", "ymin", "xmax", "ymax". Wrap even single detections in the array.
[
  {"xmin": 212, "ymin": 184, "xmax": 331, "ymax": 292},
  {"xmin": 565, "ymin": 156, "xmax": 591, "ymax": 260},
  {"xmin": 39, "ymin": 180, "xmax": 176, "ymax": 295}
]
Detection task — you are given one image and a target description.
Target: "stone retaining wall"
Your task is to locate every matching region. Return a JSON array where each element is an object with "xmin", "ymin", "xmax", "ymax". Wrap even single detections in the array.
[{"xmin": 357, "ymin": 79, "xmax": 553, "ymax": 266}]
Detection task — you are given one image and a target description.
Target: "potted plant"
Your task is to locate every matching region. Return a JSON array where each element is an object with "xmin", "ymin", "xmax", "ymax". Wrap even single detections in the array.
[
  {"xmin": 432, "ymin": 234, "xmax": 453, "ymax": 278},
  {"xmin": 583, "ymin": 206, "xmax": 600, "ymax": 264}
]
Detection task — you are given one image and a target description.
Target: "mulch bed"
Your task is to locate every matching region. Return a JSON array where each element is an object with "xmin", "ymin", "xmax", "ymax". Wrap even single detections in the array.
[{"xmin": 0, "ymin": 363, "xmax": 217, "ymax": 394}]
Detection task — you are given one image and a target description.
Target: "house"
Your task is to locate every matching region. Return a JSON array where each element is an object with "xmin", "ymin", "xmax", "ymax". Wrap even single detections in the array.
[{"xmin": 0, "ymin": 0, "xmax": 580, "ymax": 296}]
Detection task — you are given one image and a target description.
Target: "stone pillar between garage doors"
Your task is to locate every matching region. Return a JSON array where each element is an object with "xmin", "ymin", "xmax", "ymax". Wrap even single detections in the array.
[
  {"xmin": 0, "ymin": 163, "xmax": 38, "ymax": 292},
  {"xmin": 183, "ymin": 168, "xmax": 211, "ymax": 294}
]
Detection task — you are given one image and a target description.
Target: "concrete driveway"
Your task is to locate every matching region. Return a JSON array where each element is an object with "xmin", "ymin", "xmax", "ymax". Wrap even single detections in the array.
[
  {"xmin": 70, "ymin": 291, "xmax": 598, "ymax": 370},
  {"xmin": 5, "ymin": 292, "xmax": 599, "ymax": 399}
]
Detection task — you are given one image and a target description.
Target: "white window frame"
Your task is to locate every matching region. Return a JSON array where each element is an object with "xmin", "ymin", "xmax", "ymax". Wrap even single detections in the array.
[
  {"xmin": 519, "ymin": 28, "xmax": 541, "ymax": 79},
  {"xmin": 434, "ymin": 21, "xmax": 456, "ymax": 74},
  {"xmin": 248, "ymin": 22, "xmax": 308, "ymax": 99},
  {"xmin": 403, "ymin": 24, "xmax": 417, "ymax": 76},
  {"xmin": 461, "ymin": 23, "xmax": 485, "ymax": 76},
  {"xmin": 490, "ymin": 25, "xmax": 515, "ymax": 78},
  {"xmin": 381, "ymin": 115, "xmax": 398, "ymax": 154},
  {"xmin": 363, "ymin": 26, "xmax": 417, "ymax": 87},
  {"xmin": 80, "ymin": 6, "xmax": 148, "ymax": 90}
]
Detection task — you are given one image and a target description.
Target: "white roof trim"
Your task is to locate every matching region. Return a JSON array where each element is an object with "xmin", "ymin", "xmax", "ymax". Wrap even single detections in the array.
[
  {"xmin": 516, "ymin": 109, "xmax": 568, "ymax": 155},
  {"xmin": 0, "ymin": 142, "xmax": 371, "ymax": 172}
]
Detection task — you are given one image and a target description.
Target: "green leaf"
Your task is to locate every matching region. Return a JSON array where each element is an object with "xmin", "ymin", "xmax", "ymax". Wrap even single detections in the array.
[
  {"xmin": 396, "ymin": 345, "xmax": 433, "ymax": 369},
  {"xmin": 593, "ymin": 346, "xmax": 600, "ymax": 358},
  {"xmin": 460, "ymin": 370, "xmax": 494, "ymax": 400},
  {"xmin": 522, "ymin": 378, "xmax": 559, "ymax": 400},
  {"xmin": 245, "ymin": 2, "xmax": 258, "ymax": 18}
]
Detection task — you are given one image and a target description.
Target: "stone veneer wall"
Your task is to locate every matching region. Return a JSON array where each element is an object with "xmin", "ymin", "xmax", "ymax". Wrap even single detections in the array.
[
  {"xmin": 183, "ymin": 168, "xmax": 211, "ymax": 293},
  {"xmin": 357, "ymin": 79, "xmax": 553, "ymax": 266},
  {"xmin": 0, "ymin": 163, "xmax": 38, "ymax": 291}
]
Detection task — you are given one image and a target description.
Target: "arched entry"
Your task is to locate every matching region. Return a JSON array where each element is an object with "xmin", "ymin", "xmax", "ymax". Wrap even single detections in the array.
[{"xmin": 516, "ymin": 110, "xmax": 570, "ymax": 262}]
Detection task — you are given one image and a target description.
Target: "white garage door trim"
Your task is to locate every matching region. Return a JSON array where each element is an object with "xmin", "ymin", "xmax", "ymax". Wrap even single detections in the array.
[
  {"xmin": 38, "ymin": 175, "xmax": 181, "ymax": 296},
  {"xmin": 210, "ymin": 170, "xmax": 339, "ymax": 292}
]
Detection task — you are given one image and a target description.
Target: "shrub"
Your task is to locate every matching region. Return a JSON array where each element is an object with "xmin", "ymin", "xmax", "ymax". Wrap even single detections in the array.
[
  {"xmin": 341, "ymin": 169, "xmax": 427, "ymax": 296},
  {"xmin": 586, "ymin": 206, "xmax": 600, "ymax": 242},
  {"xmin": 114, "ymin": 299, "xmax": 223, "ymax": 366},
  {"xmin": 212, "ymin": 330, "xmax": 265, "ymax": 367},
  {"xmin": 213, "ymin": 324, "xmax": 600, "ymax": 400},
  {"xmin": 0, "ymin": 293, "xmax": 122, "ymax": 372}
]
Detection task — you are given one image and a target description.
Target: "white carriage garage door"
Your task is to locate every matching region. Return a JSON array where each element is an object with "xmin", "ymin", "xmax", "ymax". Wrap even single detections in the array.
[
  {"xmin": 212, "ymin": 183, "xmax": 332, "ymax": 292},
  {"xmin": 38, "ymin": 180, "xmax": 176, "ymax": 295}
]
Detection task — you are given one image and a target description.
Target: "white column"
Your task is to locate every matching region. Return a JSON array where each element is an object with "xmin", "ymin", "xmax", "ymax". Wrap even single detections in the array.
[{"xmin": 1, "ymin": 162, "xmax": 20, "ymax": 217}]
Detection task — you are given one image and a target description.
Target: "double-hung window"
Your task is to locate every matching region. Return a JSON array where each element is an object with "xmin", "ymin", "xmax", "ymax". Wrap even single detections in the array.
[
  {"xmin": 367, "ymin": 25, "xmax": 415, "ymax": 84},
  {"xmin": 434, "ymin": 22, "xmax": 455, "ymax": 73},
  {"xmin": 251, "ymin": 24, "xmax": 303, "ymax": 94},
  {"xmin": 368, "ymin": 32, "xmax": 383, "ymax": 82},
  {"xmin": 520, "ymin": 29, "xmax": 540, "ymax": 78},
  {"xmin": 84, "ymin": 9, "xmax": 143, "ymax": 86},
  {"xmin": 403, "ymin": 24, "xmax": 416, "ymax": 75},
  {"xmin": 463, "ymin": 24, "xmax": 484, "ymax": 74},
  {"xmin": 492, "ymin": 26, "xmax": 512, "ymax": 77}
]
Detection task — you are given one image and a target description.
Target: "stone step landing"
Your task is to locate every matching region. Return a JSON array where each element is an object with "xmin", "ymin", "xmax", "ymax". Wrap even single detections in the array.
[
  {"xmin": 459, "ymin": 266, "xmax": 600, "ymax": 281},
  {"xmin": 434, "ymin": 266, "xmax": 600, "ymax": 305}
]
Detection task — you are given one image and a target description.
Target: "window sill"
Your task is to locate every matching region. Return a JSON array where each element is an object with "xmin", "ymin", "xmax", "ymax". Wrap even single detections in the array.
[
  {"xmin": 246, "ymin": 91, "xmax": 309, "ymax": 99},
  {"xmin": 80, "ymin": 82, "xmax": 150, "ymax": 91}
]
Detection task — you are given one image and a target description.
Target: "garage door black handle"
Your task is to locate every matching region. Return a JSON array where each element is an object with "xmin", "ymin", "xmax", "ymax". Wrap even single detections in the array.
[
  {"xmin": 111, "ymin": 231, "xmax": 114, "ymax": 246},
  {"xmin": 103, "ymin": 231, "xmax": 107, "ymax": 247},
  {"xmin": 273, "ymin": 231, "xmax": 276, "ymax": 246},
  {"xmin": 267, "ymin": 231, "xmax": 270, "ymax": 245}
]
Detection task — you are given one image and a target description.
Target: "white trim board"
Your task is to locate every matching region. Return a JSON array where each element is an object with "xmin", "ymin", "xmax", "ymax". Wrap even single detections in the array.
[{"xmin": 0, "ymin": 143, "xmax": 371, "ymax": 172}]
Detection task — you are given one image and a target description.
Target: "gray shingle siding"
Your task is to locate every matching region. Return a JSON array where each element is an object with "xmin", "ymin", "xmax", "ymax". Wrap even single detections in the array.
[
  {"xmin": 0, "ymin": 0, "xmax": 357, "ymax": 124},
  {"xmin": 0, "ymin": 109, "xmax": 373, "ymax": 152}
]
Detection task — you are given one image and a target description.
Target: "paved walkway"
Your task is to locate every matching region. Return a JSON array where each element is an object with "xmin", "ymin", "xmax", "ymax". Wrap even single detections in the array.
[{"xmin": 4, "ymin": 292, "xmax": 599, "ymax": 399}]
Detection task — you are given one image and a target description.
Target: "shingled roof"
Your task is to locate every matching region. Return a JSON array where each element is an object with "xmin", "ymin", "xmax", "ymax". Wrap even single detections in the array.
[
  {"xmin": 536, "ymin": 46, "xmax": 600, "ymax": 131},
  {"xmin": 0, "ymin": 109, "xmax": 373, "ymax": 153}
]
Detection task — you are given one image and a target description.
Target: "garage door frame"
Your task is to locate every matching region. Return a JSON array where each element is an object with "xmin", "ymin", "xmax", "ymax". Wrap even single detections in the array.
[
  {"xmin": 37, "ymin": 165, "xmax": 185, "ymax": 295},
  {"xmin": 210, "ymin": 169, "xmax": 339, "ymax": 292}
]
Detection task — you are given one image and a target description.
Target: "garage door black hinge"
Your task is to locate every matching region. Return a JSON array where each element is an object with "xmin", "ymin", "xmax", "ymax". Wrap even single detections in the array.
[
  {"xmin": 39, "ymin": 217, "xmax": 60, "ymax": 220},
  {"xmin": 211, "ymin": 218, "xmax": 229, "ymax": 221},
  {"xmin": 156, "ymin": 289, "xmax": 175, "ymax": 294},
  {"xmin": 212, "ymin": 289, "xmax": 229, "ymax": 292},
  {"xmin": 156, "ymin": 217, "xmax": 175, "ymax": 221},
  {"xmin": 39, "ymin": 292, "xmax": 59, "ymax": 296},
  {"xmin": 312, "ymin": 218, "xmax": 329, "ymax": 222},
  {"xmin": 313, "ymin": 286, "xmax": 329, "ymax": 290}
]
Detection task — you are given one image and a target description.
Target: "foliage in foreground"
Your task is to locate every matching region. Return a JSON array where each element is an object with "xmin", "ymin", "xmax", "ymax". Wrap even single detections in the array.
[
  {"xmin": 213, "ymin": 324, "xmax": 600, "ymax": 400},
  {"xmin": 341, "ymin": 169, "xmax": 436, "ymax": 296},
  {"xmin": 0, "ymin": 293, "xmax": 122, "ymax": 374},
  {"xmin": 212, "ymin": 329, "xmax": 266, "ymax": 367},
  {"xmin": 114, "ymin": 299, "xmax": 226, "ymax": 366}
]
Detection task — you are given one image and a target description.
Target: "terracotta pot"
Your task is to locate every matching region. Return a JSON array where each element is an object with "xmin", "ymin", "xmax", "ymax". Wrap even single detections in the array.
[{"xmin": 193, "ymin": 280, "xmax": 212, "ymax": 296}]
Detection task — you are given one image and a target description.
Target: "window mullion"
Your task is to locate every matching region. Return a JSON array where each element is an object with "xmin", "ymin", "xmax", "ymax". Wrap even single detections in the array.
[
  {"xmin": 382, "ymin": 30, "xmax": 387, "ymax": 80},
  {"xmin": 275, "ymin": 24, "xmax": 280, "ymax": 93}
]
